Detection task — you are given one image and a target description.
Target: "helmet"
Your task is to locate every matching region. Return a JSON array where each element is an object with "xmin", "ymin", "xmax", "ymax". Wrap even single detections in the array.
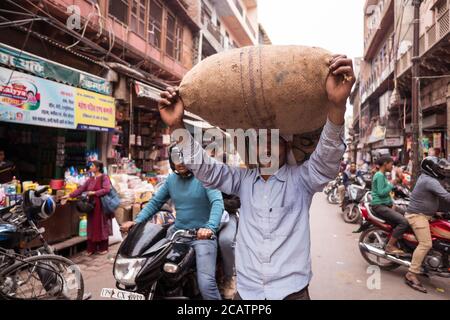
[
  {"xmin": 23, "ymin": 190, "xmax": 56, "ymax": 221},
  {"xmin": 169, "ymin": 145, "xmax": 193, "ymax": 178},
  {"xmin": 421, "ymin": 156, "xmax": 450, "ymax": 180}
]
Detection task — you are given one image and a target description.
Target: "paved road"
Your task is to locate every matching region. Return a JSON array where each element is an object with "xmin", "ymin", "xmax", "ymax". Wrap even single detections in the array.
[
  {"xmin": 77, "ymin": 193, "xmax": 450, "ymax": 300},
  {"xmin": 309, "ymin": 193, "xmax": 450, "ymax": 300}
]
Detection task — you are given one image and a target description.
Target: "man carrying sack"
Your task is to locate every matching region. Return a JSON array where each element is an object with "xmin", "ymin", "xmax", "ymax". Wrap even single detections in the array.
[{"xmin": 158, "ymin": 54, "xmax": 355, "ymax": 300}]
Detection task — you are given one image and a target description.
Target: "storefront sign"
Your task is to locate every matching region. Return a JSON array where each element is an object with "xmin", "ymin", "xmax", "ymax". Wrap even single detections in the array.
[
  {"xmin": 372, "ymin": 136, "xmax": 404, "ymax": 149},
  {"xmin": 0, "ymin": 43, "xmax": 112, "ymax": 95},
  {"xmin": 0, "ymin": 66, "xmax": 115, "ymax": 131},
  {"xmin": 135, "ymin": 81, "xmax": 162, "ymax": 101},
  {"xmin": 75, "ymin": 89, "xmax": 115, "ymax": 131}
]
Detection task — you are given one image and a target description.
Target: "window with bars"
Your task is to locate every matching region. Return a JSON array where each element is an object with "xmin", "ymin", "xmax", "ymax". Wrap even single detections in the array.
[
  {"xmin": 109, "ymin": 0, "xmax": 129, "ymax": 25},
  {"xmin": 164, "ymin": 12, "xmax": 183, "ymax": 61},
  {"xmin": 201, "ymin": 0, "xmax": 212, "ymax": 26},
  {"xmin": 166, "ymin": 12, "xmax": 176, "ymax": 58},
  {"xmin": 175, "ymin": 24, "xmax": 183, "ymax": 61},
  {"xmin": 131, "ymin": 0, "xmax": 146, "ymax": 37},
  {"xmin": 148, "ymin": 0, "xmax": 163, "ymax": 48}
]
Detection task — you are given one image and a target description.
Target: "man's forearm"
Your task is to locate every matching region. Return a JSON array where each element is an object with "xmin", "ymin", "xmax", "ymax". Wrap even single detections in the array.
[{"xmin": 328, "ymin": 104, "xmax": 346, "ymax": 126}]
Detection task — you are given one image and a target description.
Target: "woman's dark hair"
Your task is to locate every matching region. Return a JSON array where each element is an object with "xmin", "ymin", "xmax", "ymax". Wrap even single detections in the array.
[
  {"xmin": 91, "ymin": 160, "xmax": 104, "ymax": 174},
  {"xmin": 377, "ymin": 156, "xmax": 393, "ymax": 167}
]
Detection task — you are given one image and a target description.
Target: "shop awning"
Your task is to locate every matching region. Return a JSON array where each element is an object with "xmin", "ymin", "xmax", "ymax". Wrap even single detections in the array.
[
  {"xmin": 0, "ymin": 43, "xmax": 112, "ymax": 96},
  {"xmin": 134, "ymin": 80, "xmax": 163, "ymax": 101}
]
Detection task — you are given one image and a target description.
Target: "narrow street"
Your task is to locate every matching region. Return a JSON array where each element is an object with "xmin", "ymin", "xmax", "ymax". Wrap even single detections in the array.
[
  {"xmin": 75, "ymin": 193, "xmax": 450, "ymax": 300},
  {"xmin": 310, "ymin": 193, "xmax": 450, "ymax": 300}
]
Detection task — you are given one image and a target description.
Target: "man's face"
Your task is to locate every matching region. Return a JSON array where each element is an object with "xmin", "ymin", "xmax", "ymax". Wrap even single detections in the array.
[
  {"xmin": 256, "ymin": 131, "xmax": 287, "ymax": 173},
  {"xmin": 385, "ymin": 162, "xmax": 394, "ymax": 172},
  {"xmin": 0, "ymin": 151, "xmax": 5, "ymax": 162},
  {"xmin": 175, "ymin": 163, "xmax": 190, "ymax": 176},
  {"xmin": 350, "ymin": 164, "xmax": 357, "ymax": 173}
]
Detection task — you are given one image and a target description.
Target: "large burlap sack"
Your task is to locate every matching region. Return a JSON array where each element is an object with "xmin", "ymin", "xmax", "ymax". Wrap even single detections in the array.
[{"xmin": 179, "ymin": 45, "xmax": 334, "ymax": 164}]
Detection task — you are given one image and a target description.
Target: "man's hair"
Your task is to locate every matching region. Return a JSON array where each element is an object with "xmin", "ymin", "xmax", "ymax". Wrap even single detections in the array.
[{"xmin": 377, "ymin": 156, "xmax": 393, "ymax": 167}]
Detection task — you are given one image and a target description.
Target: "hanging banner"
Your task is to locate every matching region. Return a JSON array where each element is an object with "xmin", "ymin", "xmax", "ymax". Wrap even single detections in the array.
[
  {"xmin": 0, "ymin": 43, "xmax": 112, "ymax": 95},
  {"xmin": 0, "ymin": 66, "xmax": 115, "ymax": 131}
]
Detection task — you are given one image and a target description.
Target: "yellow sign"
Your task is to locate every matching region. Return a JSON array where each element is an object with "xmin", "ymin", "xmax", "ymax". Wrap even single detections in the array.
[{"xmin": 74, "ymin": 88, "xmax": 115, "ymax": 131}]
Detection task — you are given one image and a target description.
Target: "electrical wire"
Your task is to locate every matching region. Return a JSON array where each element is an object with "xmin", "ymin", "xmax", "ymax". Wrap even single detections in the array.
[
  {"xmin": 0, "ymin": 11, "xmax": 37, "ymax": 97},
  {"xmin": 18, "ymin": 0, "xmax": 121, "ymax": 64}
]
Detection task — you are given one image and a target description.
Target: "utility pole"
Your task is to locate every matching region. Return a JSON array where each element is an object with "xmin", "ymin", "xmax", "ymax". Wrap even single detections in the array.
[{"xmin": 411, "ymin": 0, "xmax": 423, "ymax": 186}]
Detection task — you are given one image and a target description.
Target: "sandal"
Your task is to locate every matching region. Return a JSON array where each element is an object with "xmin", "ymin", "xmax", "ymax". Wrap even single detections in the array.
[
  {"xmin": 405, "ymin": 276, "xmax": 427, "ymax": 293},
  {"xmin": 385, "ymin": 247, "xmax": 408, "ymax": 257},
  {"xmin": 98, "ymin": 250, "xmax": 109, "ymax": 255}
]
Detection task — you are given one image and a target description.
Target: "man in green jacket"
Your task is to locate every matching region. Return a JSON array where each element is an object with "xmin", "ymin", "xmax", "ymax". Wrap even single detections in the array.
[{"xmin": 371, "ymin": 156, "xmax": 409, "ymax": 256}]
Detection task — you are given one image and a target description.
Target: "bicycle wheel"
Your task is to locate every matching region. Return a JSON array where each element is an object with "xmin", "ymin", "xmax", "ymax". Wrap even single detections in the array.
[{"xmin": 0, "ymin": 254, "xmax": 84, "ymax": 300}]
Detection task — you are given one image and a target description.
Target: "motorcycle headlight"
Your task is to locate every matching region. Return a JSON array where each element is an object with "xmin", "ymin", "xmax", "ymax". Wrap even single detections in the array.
[
  {"xmin": 114, "ymin": 255, "xmax": 146, "ymax": 286},
  {"xmin": 163, "ymin": 262, "xmax": 179, "ymax": 274}
]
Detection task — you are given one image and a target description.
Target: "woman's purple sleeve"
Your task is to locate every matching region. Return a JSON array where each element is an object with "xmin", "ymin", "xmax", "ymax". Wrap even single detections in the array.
[{"xmin": 70, "ymin": 179, "xmax": 90, "ymax": 198}]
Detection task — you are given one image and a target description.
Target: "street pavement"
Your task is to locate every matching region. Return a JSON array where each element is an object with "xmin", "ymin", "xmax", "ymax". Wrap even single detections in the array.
[{"xmin": 75, "ymin": 193, "xmax": 450, "ymax": 300}]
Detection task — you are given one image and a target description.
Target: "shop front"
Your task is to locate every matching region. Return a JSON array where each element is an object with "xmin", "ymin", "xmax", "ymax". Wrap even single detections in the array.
[
  {"xmin": 421, "ymin": 112, "xmax": 447, "ymax": 159},
  {"xmin": 0, "ymin": 52, "xmax": 116, "ymax": 249}
]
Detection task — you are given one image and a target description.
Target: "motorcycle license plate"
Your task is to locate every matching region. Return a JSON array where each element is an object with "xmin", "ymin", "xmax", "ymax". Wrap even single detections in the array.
[{"xmin": 100, "ymin": 288, "xmax": 145, "ymax": 300}]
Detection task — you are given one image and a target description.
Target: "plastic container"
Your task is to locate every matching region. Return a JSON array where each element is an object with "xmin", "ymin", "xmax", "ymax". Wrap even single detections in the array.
[{"xmin": 79, "ymin": 215, "xmax": 87, "ymax": 237}]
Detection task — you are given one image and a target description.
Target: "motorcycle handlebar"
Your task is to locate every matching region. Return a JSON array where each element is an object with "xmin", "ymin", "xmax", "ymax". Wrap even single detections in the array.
[{"xmin": 172, "ymin": 229, "xmax": 217, "ymax": 241}]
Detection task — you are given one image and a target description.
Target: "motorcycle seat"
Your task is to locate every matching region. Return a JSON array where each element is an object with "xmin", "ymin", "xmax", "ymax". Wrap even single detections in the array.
[{"xmin": 367, "ymin": 205, "xmax": 387, "ymax": 224}]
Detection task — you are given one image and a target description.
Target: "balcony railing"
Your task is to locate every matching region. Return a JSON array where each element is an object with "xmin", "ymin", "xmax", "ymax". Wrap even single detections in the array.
[
  {"xmin": 397, "ymin": 8, "xmax": 450, "ymax": 76},
  {"xmin": 364, "ymin": 0, "xmax": 393, "ymax": 59},
  {"xmin": 360, "ymin": 60, "xmax": 394, "ymax": 103},
  {"xmin": 206, "ymin": 21, "xmax": 223, "ymax": 44}
]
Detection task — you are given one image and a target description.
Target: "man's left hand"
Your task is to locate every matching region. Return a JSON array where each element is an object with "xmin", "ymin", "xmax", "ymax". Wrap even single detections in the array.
[
  {"xmin": 326, "ymin": 54, "xmax": 356, "ymax": 109},
  {"xmin": 197, "ymin": 228, "xmax": 214, "ymax": 240}
]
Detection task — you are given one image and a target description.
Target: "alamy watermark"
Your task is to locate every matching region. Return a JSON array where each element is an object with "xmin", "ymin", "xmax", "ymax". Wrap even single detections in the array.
[
  {"xmin": 366, "ymin": 265, "xmax": 381, "ymax": 290},
  {"xmin": 171, "ymin": 126, "xmax": 285, "ymax": 176}
]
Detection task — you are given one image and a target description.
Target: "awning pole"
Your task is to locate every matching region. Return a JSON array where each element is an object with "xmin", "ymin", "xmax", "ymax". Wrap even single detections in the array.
[{"xmin": 129, "ymin": 82, "xmax": 133, "ymax": 160}]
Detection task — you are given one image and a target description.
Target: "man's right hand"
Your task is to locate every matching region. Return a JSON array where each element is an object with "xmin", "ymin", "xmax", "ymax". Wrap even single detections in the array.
[
  {"xmin": 158, "ymin": 87, "xmax": 185, "ymax": 132},
  {"xmin": 120, "ymin": 221, "xmax": 136, "ymax": 233}
]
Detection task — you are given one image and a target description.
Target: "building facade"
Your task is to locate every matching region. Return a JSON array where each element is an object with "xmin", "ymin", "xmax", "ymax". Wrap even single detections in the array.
[
  {"xmin": 350, "ymin": 0, "xmax": 450, "ymax": 166},
  {"xmin": 0, "ymin": 0, "xmax": 265, "ymax": 175}
]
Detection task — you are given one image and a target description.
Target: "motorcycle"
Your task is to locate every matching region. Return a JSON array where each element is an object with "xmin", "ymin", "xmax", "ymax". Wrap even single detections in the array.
[
  {"xmin": 105, "ymin": 221, "xmax": 217, "ymax": 300},
  {"xmin": 0, "ymin": 187, "xmax": 85, "ymax": 300},
  {"xmin": 341, "ymin": 176, "xmax": 368, "ymax": 224},
  {"xmin": 356, "ymin": 192, "xmax": 450, "ymax": 278},
  {"xmin": 325, "ymin": 173, "xmax": 344, "ymax": 205}
]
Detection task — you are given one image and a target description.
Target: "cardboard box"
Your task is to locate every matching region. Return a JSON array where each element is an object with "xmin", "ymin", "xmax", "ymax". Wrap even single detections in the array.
[
  {"xmin": 135, "ymin": 191, "xmax": 152, "ymax": 204},
  {"xmin": 132, "ymin": 204, "xmax": 143, "ymax": 220},
  {"xmin": 115, "ymin": 207, "xmax": 132, "ymax": 224}
]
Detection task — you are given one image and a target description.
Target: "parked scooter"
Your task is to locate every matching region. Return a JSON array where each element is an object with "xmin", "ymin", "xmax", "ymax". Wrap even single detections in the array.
[
  {"xmin": 325, "ymin": 173, "xmax": 344, "ymax": 205},
  {"xmin": 341, "ymin": 176, "xmax": 368, "ymax": 224}
]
